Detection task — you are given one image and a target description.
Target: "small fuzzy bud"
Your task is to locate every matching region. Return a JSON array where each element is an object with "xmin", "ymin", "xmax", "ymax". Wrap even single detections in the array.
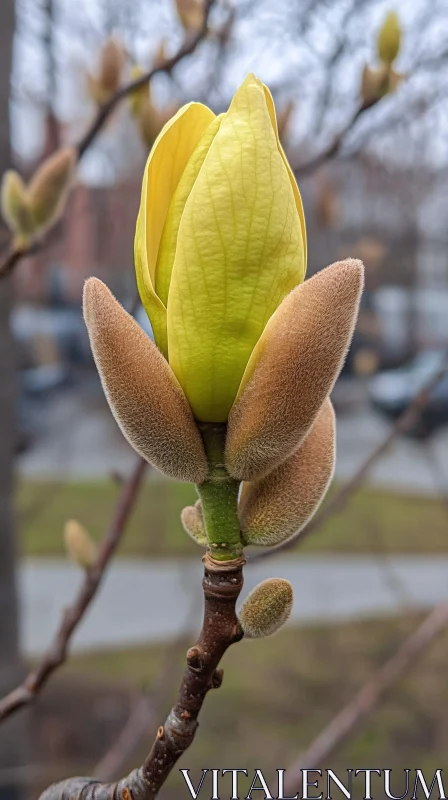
[
  {"xmin": 377, "ymin": 11, "xmax": 401, "ymax": 66},
  {"xmin": 64, "ymin": 519, "xmax": 97, "ymax": 570},
  {"xmin": 28, "ymin": 148, "xmax": 76, "ymax": 234},
  {"xmin": 238, "ymin": 578, "xmax": 293, "ymax": 638},
  {"xmin": 1, "ymin": 170, "xmax": 35, "ymax": 244},
  {"xmin": 361, "ymin": 63, "xmax": 404, "ymax": 107},
  {"xmin": 129, "ymin": 65, "xmax": 149, "ymax": 117},
  {"xmin": 181, "ymin": 500, "xmax": 207, "ymax": 547},
  {"xmin": 83, "ymin": 278, "xmax": 208, "ymax": 483},
  {"xmin": 99, "ymin": 38, "xmax": 125, "ymax": 96},
  {"xmin": 153, "ymin": 39, "xmax": 168, "ymax": 69},
  {"xmin": 175, "ymin": 0, "xmax": 204, "ymax": 31}
]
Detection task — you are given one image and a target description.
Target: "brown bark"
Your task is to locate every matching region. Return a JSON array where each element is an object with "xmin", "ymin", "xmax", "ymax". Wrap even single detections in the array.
[
  {"xmin": 39, "ymin": 554, "xmax": 245, "ymax": 800},
  {"xmin": 0, "ymin": 457, "xmax": 147, "ymax": 721}
]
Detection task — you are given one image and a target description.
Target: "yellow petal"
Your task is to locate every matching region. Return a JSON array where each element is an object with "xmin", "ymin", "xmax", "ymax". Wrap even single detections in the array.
[
  {"xmin": 226, "ymin": 259, "xmax": 363, "ymax": 480},
  {"xmin": 239, "ymin": 399, "xmax": 335, "ymax": 546},
  {"xmin": 167, "ymin": 74, "xmax": 306, "ymax": 422},
  {"xmin": 262, "ymin": 83, "xmax": 307, "ymax": 268},
  {"xmin": 134, "ymin": 101, "xmax": 215, "ymax": 354},
  {"xmin": 155, "ymin": 114, "xmax": 224, "ymax": 306}
]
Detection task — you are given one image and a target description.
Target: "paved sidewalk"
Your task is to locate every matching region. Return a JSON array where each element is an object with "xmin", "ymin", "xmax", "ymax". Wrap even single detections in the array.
[
  {"xmin": 19, "ymin": 555, "xmax": 448, "ymax": 656},
  {"xmin": 18, "ymin": 393, "xmax": 448, "ymax": 494}
]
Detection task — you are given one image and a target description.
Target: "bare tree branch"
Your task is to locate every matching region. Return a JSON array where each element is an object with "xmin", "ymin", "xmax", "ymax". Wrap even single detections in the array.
[
  {"xmin": 0, "ymin": 0, "xmax": 216, "ymax": 279},
  {"xmin": 39, "ymin": 553, "xmax": 245, "ymax": 800},
  {"xmin": 283, "ymin": 602, "xmax": 448, "ymax": 793},
  {"xmin": 0, "ymin": 456, "xmax": 147, "ymax": 722}
]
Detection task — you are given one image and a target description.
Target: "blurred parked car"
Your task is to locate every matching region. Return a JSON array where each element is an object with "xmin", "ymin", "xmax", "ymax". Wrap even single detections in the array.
[
  {"xmin": 11, "ymin": 304, "xmax": 89, "ymax": 452},
  {"xmin": 368, "ymin": 349, "xmax": 448, "ymax": 438}
]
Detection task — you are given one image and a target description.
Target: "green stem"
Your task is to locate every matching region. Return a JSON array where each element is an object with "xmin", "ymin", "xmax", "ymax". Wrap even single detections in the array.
[{"xmin": 196, "ymin": 423, "xmax": 243, "ymax": 561}]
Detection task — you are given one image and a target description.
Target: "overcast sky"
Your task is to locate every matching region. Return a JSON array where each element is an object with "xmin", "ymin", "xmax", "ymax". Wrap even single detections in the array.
[{"xmin": 11, "ymin": 0, "xmax": 448, "ymax": 181}]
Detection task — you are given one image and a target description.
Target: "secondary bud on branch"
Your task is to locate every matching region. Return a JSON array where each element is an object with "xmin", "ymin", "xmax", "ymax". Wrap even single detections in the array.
[
  {"xmin": 64, "ymin": 519, "xmax": 97, "ymax": 570},
  {"xmin": 175, "ymin": 0, "xmax": 204, "ymax": 31},
  {"xmin": 181, "ymin": 500, "xmax": 207, "ymax": 546},
  {"xmin": 238, "ymin": 578, "xmax": 293, "ymax": 638},
  {"xmin": 377, "ymin": 11, "xmax": 401, "ymax": 66},
  {"xmin": 88, "ymin": 38, "xmax": 125, "ymax": 105},
  {"xmin": 129, "ymin": 65, "xmax": 148, "ymax": 117},
  {"xmin": 1, "ymin": 170, "xmax": 35, "ymax": 245},
  {"xmin": 28, "ymin": 148, "xmax": 76, "ymax": 234}
]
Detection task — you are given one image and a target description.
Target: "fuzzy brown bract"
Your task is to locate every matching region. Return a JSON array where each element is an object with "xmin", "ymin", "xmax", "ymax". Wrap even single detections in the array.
[
  {"xmin": 83, "ymin": 278, "xmax": 208, "ymax": 483},
  {"xmin": 225, "ymin": 259, "xmax": 363, "ymax": 481},
  {"xmin": 239, "ymin": 398, "xmax": 335, "ymax": 546}
]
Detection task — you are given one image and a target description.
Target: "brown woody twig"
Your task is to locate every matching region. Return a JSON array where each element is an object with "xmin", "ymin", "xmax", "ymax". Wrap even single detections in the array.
[
  {"xmin": 0, "ymin": 0, "xmax": 216, "ymax": 279},
  {"xmin": 39, "ymin": 553, "xmax": 245, "ymax": 800},
  {"xmin": 283, "ymin": 602, "xmax": 448, "ymax": 792},
  {"xmin": 294, "ymin": 99, "xmax": 376, "ymax": 178},
  {"xmin": 0, "ymin": 456, "xmax": 147, "ymax": 722}
]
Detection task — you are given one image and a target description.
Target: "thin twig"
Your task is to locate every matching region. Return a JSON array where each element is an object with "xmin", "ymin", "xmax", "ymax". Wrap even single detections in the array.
[
  {"xmin": 294, "ymin": 99, "xmax": 376, "ymax": 178},
  {"xmin": 39, "ymin": 553, "xmax": 245, "ymax": 800},
  {"xmin": 0, "ymin": 456, "xmax": 147, "ymax": 722},
  {"xmin": 0, "ymin": 0, "xmax": 216, "ymax": 279},
  {"xmin": 250, "ymin": 351, "xmax": 448, "ymax": 562},
  {"xmin": 283, "ymin": 602, "xmax": 448, "ymax": 793}
]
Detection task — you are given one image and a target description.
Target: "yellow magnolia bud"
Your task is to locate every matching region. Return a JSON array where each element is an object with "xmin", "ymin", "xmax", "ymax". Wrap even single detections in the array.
[
  {"xmin": 134, "ymin": 74, "xmax": 306, "ymax": 422},
  {"xmin": 28, "ymin": 148, "xmax": 76, "ymax": 234},
  {"xmin": 64, "ymin": 519, "xmax": 97, "ymax": 570},
  {"xmin": 238, "ymin": 578, "xmax": 293, "ymax": 638},
  {"xmin": 181, "ymin": 500, "xmax": 207, "ymax": 546},
  {"xmin": 83, "ymin": 278, "xmax": 208, "ymax": 483},
  {"xmin": 239, "ymin": 399, "xmax": 335, "ymax": 546},
  {"xmin": 175, "ymin": 0, "xmax": 204, "ymax": 31},
  {"xmin": 1, "ymin": 170, "xmax": 35, "ymax": 244},
  {"xmin": 377, "ymin": 11, "xmax": 401, "ymax": 66},
  {"xmin": 225, "ymin": 259, "xmax": 363, "ymax": 481}
]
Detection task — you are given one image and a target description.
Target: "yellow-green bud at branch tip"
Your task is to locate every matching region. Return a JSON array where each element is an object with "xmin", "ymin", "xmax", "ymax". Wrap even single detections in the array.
[
  {"xmin": 377, "ymin": 11, "xmax": 401, "ymax": 66},
  {"xmin": 1, "ymin": 148, "xmax": 76, "ymax": 245},
  {"xmin": 134, "ymin": 73, "xmax": 307, "ymax": 423},
  {"xmin": 238, "ymin": 578, "xmax": 293, "ymax": 638},
  {"xmin": 64, "ymin": 519, "xmax": 97, "ymax": 570},
  {"xmin": 1, "ymin": 171, "xmax": 35, "ymax": 246}
]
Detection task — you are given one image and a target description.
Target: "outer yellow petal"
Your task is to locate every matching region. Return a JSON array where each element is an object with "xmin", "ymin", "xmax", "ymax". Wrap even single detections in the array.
[
  {"xmin": 262, "ymin": 84, "xmax": 307, "ymax": 268},
  {"xmin": 155, "ymin": 114, "xmax": 224, "ymax": 306},
  {"xmin": 134, "ymin": 101, "xmax": 215, "ymax": 354},
  {"xmin": 167, "ymin": 74, "xmax": 306, "ymax": 422}
]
